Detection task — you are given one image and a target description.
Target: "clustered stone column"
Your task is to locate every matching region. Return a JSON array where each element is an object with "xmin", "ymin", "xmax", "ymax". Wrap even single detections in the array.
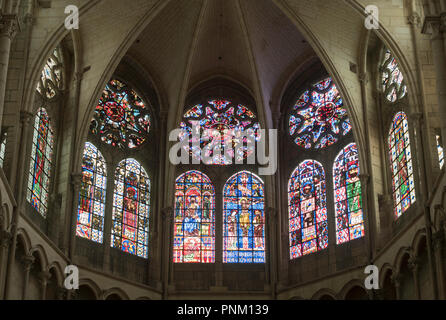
[
  {"xmin": 0, "ymin": 229, "xmax": 11, "ymax": 298},
  {"xmin": 0, "ymin": 8, "xmax": 19, "ymax": 127},
  {"xmin": 422, "ymin": 11, "xmax": 446, "ymax": 143}
]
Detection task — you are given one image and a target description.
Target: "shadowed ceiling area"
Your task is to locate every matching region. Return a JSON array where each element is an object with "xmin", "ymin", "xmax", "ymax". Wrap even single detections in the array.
[{"xmin": 126, "ymin": 0, "xmax": 314, "ymax": 115}]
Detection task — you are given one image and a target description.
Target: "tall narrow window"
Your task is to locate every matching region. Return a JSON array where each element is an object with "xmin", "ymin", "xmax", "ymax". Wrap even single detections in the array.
[
  {"xmin": 174, "ymin": 171, "xmax": 215, "ymax": 263},
  {"xmin": 333, "ymin": 143, "xmax": 364, "ymax": 244},
  {"xmin": 26, "ymin": 108, "xmax": 54, "ymax": 217},
  {"xmin": 381, "ymin": 49, "xmax": 407, "ymax": 103},
  {"xmin": 389, "ymin": 112, "xmax": 416, "ymax": 218},
  {"xmin": 111, "ymin": 159, "xmax": 150, "ymax": 258},
  {"xmin": 37, "ymin": 48, "xmax": 63, "ymax": 100},
  {"xmin": 223, "ymin": 171, "xmax": 265, "ymax": 263},
  {"xmin": 0, "ymin": 131, "xmax": 6, "ymax": 167},
  {"xmin": 76, "ymin": 142, "xmax": 107, "ymax": 243},
  {"xmin": 289, "ymin": 160, "xmax": 328, "ymax": 259},
  {"xmin": 436, "ymin": 135, "xmax": 444, "ymax": 170}
]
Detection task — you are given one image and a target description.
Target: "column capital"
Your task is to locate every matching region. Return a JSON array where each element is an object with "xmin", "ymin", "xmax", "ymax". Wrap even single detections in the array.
[
  {"xmin": 0, "ymin": 14, "xmax": 19, "ymax": 39},
  {"xmin": 408, "ymin": 256, "xmax": 419, "ymax": 273},
  {"xmin": 266, "ymin": 207, "xmax": 277, "ymax": 221},
  {"xmin": 21, "ymin": 254, "xmax": 35, "ymax": 271},
  {"xmin": 390, "ymin": 273, "xmax": 401, "ymax": 287},
  {"xmin": 162, "ymin": 207, "xmax": 174, "ymax": 222},
  {"xmin": 358, "ymin": 72, "xmax": 368, "ymax": 84},
  {"xmin": 359, "ymin": 173, "xmax": 370, "ymax": 185},
  {"xmin": 409, "ymin": 112, "xmax": 423, "ymax": 123},
  {"xmin": 70, "ymin": 173, "xmax": 83, "ymax": 189},
  {"xmin": 0, "ymin": 229, "xmax": 12, "ymax": 248},
  {"xmin": 432, "ymin": 230, "xmax": 445, "ymax": 251},
  {"xmin": 20, "ymin": 110, "xmax": 34, "ymax": 126},
  {"xmin": 422, "ymin": 15, "xmax": 446, "ymax": 39},
  {"xmin": 38, "ymin": 271, "xmax": 52, "ymax": 283},
  {"xmin": 407, "ymin": 13, "xmax": 421, "ymax": 27}
]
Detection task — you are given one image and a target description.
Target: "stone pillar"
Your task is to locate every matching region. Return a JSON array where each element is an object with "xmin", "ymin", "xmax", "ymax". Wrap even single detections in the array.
[
  {"xmin": 38, "ymin": 270, "xmax": 51, "ymax": 300},
  {"xmin": 0, "ymin": 229, "xmax": 11, "ymax": 299},
  {"xmin": 422, "ymin": 15, "xmax": 446, "ymax": 144},
  {"xmin": 391, "ymin": 273, "xmax": 401, "ymax": 300},
  {"xmin": 161, "ymin": 206, "xmax": 173, "ymax": 299},
  {"xmin": 432, "ymin": 228, "xmax": 445, "ymax": 299},
  {"xmin": 0, "ymin": 13, "xmax": 19, "ymax": 129},
  {"xmin": 266, "ymin": 207, "xmax": 277, "ymax": 297},
  {"xmin": 408, "ymin": 256, "xmax": 421, "ymax": 299},
  {"xmin": 21, "ymin": 254, "xmax": 34, "ymax": 300},
  {"xmin": 4, "ymin": 110, "xmax": 33, "ymax": 299},
  {"xmin": 68, "ymin": 173, "xmax": 82, "ymax": 259},
  {"xmin": 360, "ymin": 173, "xmax": 372, "ymax": 261}
]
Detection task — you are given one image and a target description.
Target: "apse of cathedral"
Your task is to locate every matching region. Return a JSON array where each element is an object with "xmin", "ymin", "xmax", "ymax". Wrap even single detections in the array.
[{"xmin": 0, "ymin": 0, "xmax": 445, "ymax": 310}]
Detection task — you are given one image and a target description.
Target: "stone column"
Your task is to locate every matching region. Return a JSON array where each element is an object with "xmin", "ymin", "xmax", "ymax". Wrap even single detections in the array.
[
  {"xmin": 422, "ymin": 15, "xmax": 446, "ymax": 144},
  {"xmin": 68, "ymin": 173, "xmax": 82, "ymax": 259},
  {"xmin": 4, "ymin": 110, "xmax": 33, "ymax": 299},
  {"xmin": 38, "ymin": 270, "xmax": 51, "ymax": 300},
  {"xmin": 161, "ymin": 207, "xmax": 173, "ymax": 299},
  {"xmin": 266, "ymin": 207, "xmax": 277, "ymax": 298},
  {"xmin": 360, "ymin": 173, "xmax": 372, "ymax": 261},
  {"xmin": 408, "ymin": 256, "xmax": 421, "ymax": 299},
  {"xmin": 0, "ymin": 13, "xmax": 19, "ymax": 129},
  {"xmin": 21, "ymin": 254, "xmax": 34, "ymax": 300},
  {"xmin": 0, "ymin": 229, "xmax": 11, "ymax": 299},
  {"xmin": 391, "ymin": 273, "xmax": 401, "ymax": 300},
  {"xmin": 432, "ymin": 228, "xmax": 445, "ymax": 299}
]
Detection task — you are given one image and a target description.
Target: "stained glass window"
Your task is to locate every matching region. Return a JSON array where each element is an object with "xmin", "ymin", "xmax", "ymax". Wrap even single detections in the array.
[
  {"xmin": 173, "ymin": 171, "xmax": 215, "ymax": 263},
  {"xmin": 436, "ymin": 135, "xmax": 444, "ymax": 170},
  {"xmin": 288, "ymin": 160, "xmax": 328, "ymax": 259},
  {"xmin": 111, "ymin": 159, "xmax": 150, "ymax": 258},
  {"xmin": 288, "ymin": 78, "xmax": 352, "ymax": 149},
  {"xmin": 179, "ymin": 99, "xmax": 260, "ymax": 165},
  {"xmin": 223, "ymin": 171, "xmax": 265, "ymax": 263},
  {"xmin": 389, "ymin": 112, "xmax": 416, "ymax": 218},
  {"xmin": 90, "ymin": 79, "xmax": 151, "ymax": 149},
  {"xmin": 0, "ymin": 132, "xmax": 6, "ymax": 167},
  {"xmin": 76, "ymin": 143, "xmax": 107, "ymax": 243},
  {"xmin": 36, "ymin": 48, "xmax": 63, "ymax": 100},
  {"xmin": 26, "ymin": 108, "xmax": 54, "ymax": 217},
  {"xmin": 381, "ymin": 49, "xmax": 407, "ymax": 103},
  {"xmin": 333, "ymin": 143, "xmax": 364, "ymax": 244}
]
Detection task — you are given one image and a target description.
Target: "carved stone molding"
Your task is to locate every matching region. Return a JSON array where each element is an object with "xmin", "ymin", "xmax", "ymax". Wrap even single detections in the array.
[
  {"xmin": 20, "ymin": 110, "xmax": 33, "ymax": 126},
  {"xmin": 0, "ymin": 229, "xmax": 12, "ymax": 248},
  {"xmin": 422, "ymin": 16, "xmax": 446, "ymax": 40},
  {"xmin": 21, "ymin": 254, "xmax": 35, "ymax": 272},
  {"xmin": 407, "ymin": 13, "xmax": 421, "ymax": 27},
  {"xmin": 161, "ymin": 207, "xmax": 174, "ymax": 222},
  {"xmin": 0, "ymin": 14, "xmax": 19, "ymax": 39},
  {"xmin": 70, "ymin": 173, "xmax": 83, "ymax": 190}
]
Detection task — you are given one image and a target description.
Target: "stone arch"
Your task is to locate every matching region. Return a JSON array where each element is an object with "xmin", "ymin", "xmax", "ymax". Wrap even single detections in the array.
[
  {"xmin": 380, "ymin": 264, "xmax": 397, "ymax": 300},
  {"xmin": 311, "ymin": 288, "xmax": 337, "ymax": 300},
  {"xmin": 77, "ymin": 279, "xmax": 101, "ymax": 300},
  {"xmin": 339, "ymin": 279, "xmax": 369, "ymax": 300},
  {"xmin": 29, "ymin": 245, "xmax": 49, "ymax": 272},
  {"xmin": 103, "ymin": 288, "xmax": 130, "ymax": 300},
  {"xmin": 16, "ymin": 228, "xmax": 31, "ymax": 254}
]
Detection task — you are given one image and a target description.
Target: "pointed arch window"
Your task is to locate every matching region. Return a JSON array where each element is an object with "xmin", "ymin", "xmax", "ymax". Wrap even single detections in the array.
[
  {"xmin": 111, "ymin": 159, "xmax": 150, "ymax": 258},
  {"xmin": 288, "ymin": 160, "xmax": 328, "ymax": 259},
  {"xmin": 288, "ymin": 78, "xmax": 352, "ymax": 150},
  {"xmin": 174, "ymin": 171, "xmax": 215, "ymax": 263},
  {"xmin": 389, "ymin": 112, "xmax": 416, "ymax": 218},
  {"xmin": 76, "ymin": 142, "xmax": 107, "ymax": 243},
  {"xmin": 223, "ymin": 171, "xmax": 265, "ymax": 263},
  {"xmin": 381, "ymin": 49, "xmax": 407, "ymax": 103},
  {"xmin": 37, "ymin": 48, "xmax": 63, "ymax": 100},
  {"xmin": 26, "ymin": 108, "xmax": 54, "ymax": 217},
  {"xmin": 333, "ymin": 143, "xmax": 364, "ymax": 244},
  {"xmin": 0, "ymin": 131, "xmax": 6, "ymax": 167},
  {"xmin": 436, "ymin": 135, "xmax": 444, "ymax": 170}
]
